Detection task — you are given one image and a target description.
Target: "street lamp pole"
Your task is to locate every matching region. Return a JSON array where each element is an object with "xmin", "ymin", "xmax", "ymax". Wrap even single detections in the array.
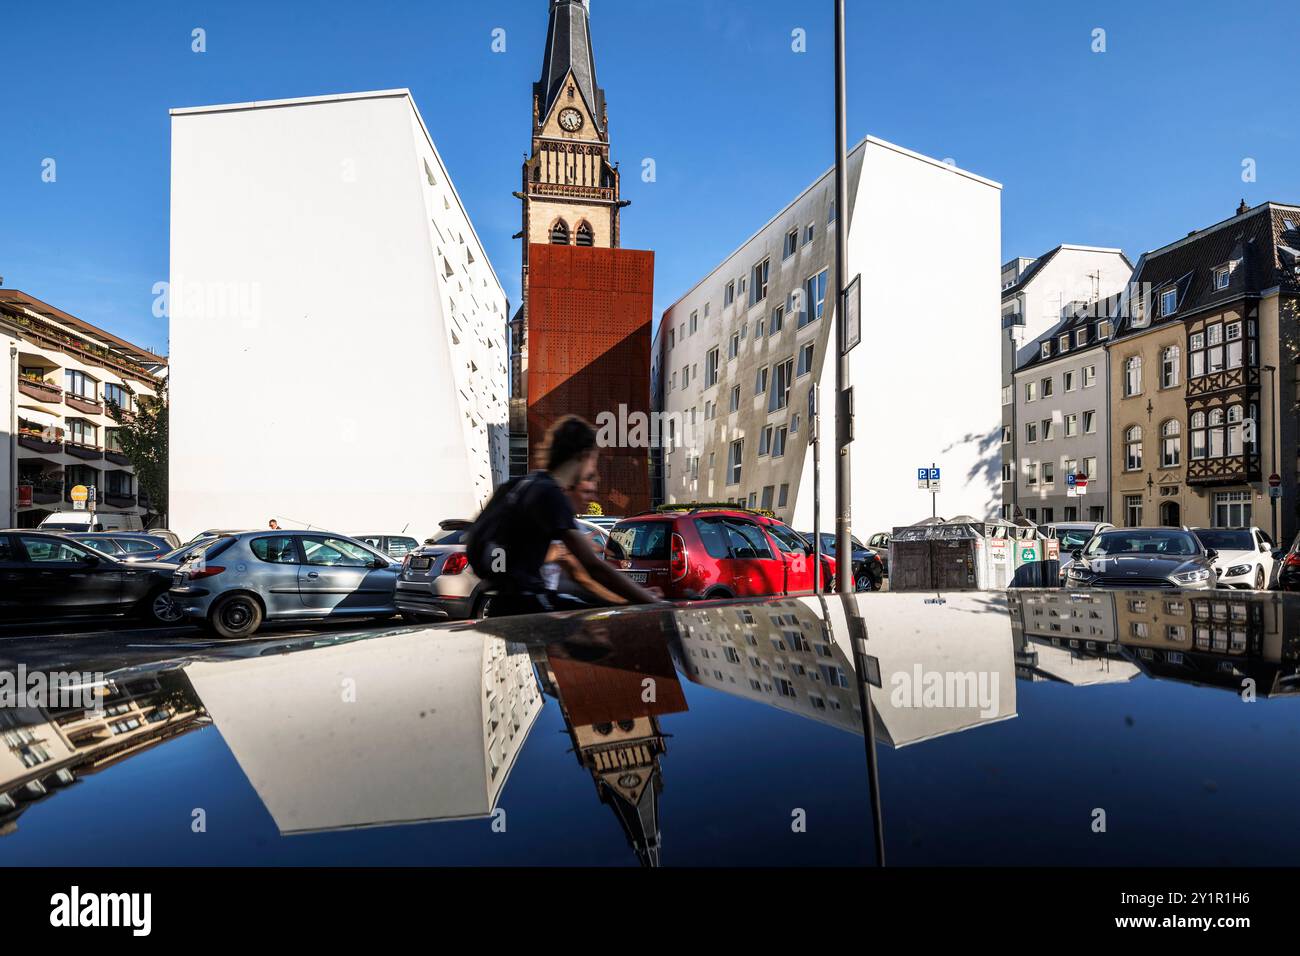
[
  {"xmin": 1264, "ymin": 364, "xmax": 1278, "ymax": 541},
  {"xmin": 833, "ymin": 0, "xmax": 852, "ymax": 593}
]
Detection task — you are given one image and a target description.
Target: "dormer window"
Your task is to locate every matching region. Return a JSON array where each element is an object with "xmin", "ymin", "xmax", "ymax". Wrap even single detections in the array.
[
  {"xmin": 1160, "ymin": 287, "xmax": 1178, "ymax": 316},
  {"xmin": 1076, "ymin": 328, "xmax": 1088, "ymax": 346},
  {"xmin": 1058, "ymin": 334, "xmax": 1069, "ymax": 353},
  {"xmin": 1097, "ymin": 320, "xmax": 1111, "ymax": 339}
]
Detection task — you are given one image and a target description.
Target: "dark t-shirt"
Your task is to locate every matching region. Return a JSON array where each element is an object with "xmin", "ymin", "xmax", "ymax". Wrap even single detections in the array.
[{"xmin": 497, "ymin": 471, "xmax": 577, "ymax": 593}]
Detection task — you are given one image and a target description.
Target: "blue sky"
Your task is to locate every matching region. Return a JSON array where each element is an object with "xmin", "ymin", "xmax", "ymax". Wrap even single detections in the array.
[{"xmin": 2, "ymin": 0, "xmax": 1298, "ymax": 355}]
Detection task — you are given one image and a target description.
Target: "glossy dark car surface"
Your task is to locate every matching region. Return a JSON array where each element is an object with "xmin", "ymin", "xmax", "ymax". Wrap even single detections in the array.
[
  {"xmin": 610, "ymin": 509, "xmax": 834, "ymax": 600},
  {"xmin": 2, "ymin": 588, "xmax": 1297, "ymax": 866},
  {"xmin": 0, "ymin": 529, "xmax": 178, "ymax": 623},
  {"xmin": 68, "ymin": 532, "xmax": 174, "ymax": 561}
]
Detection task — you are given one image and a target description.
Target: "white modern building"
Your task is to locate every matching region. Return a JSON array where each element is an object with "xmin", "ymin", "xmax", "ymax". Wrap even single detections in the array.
[
  {"xmin": 655, "ymin": 136, "xmax": 1003, "ymax": 534},
  {"xmin": 168, "ymin": 90, "xmax": 509, "ymax": 540}
]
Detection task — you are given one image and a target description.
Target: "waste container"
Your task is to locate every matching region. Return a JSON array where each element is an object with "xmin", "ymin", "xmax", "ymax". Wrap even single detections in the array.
[{"xmin": 888, "ymin": 516, "xmax": 1019, "ymax": 591}]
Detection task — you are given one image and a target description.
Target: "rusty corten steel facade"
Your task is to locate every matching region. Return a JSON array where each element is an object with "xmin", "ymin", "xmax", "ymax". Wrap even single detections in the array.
[{"xmin": 526, "ymin": 243, "xmax": 653, "ymax": 516}]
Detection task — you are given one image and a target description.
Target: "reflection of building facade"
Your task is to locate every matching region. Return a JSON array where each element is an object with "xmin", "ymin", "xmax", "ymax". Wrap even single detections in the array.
[
  {"xmin": 1007, "ymin": 589, "xmax": 1139, "ymax": 684},
  {"xmin": 186, "ymin": 630, "xmax": 542, "ymax": 833},
  {"xmin": 1, "ymin": 673, "xmax": 204, "ymax": 836},
  {"xmin": 533, "ymin": 615, "xmax": 688, "ymax": 867}
]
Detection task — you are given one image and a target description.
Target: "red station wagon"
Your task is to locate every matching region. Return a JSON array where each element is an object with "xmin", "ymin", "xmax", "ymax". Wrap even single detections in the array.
[{"xmin": 609, "ymin": 508, "xmax": 836, "ymax": 601}]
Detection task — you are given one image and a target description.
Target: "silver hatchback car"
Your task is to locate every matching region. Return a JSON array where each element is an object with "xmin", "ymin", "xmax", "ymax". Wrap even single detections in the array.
[{"xmin": 169, "ymin": 530, "xmax": 400, "ymax": 638}]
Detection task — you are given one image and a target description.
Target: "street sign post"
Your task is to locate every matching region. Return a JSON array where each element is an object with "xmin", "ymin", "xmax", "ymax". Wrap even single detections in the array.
[
  {"xmin": 70, "ymin": 484, "xmax": 88, "ymax": 512},
  {"xmin": 917, "ymin": 465, "xmax": 941, "ymax": 517}
]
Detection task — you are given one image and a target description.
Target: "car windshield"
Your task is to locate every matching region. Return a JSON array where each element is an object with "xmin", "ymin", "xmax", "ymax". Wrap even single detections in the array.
[
  {"xmin": 431, "ymin": 528, "xmax": 468, "ymax": 545},
  {"xmin": 1084, "ymin": 530, "xmax": 1200, "ymax": 557},
  {"xmin": 610, "ymin": 521, "xmax": 671, "ymax": 560},
  {"xmin": 1054, "ymin": 528, "xmax": 1094, "ymax": 549},
  {"xmin": 1193, "ymin": 530, "xmax": 1254, "ymax": 551}
]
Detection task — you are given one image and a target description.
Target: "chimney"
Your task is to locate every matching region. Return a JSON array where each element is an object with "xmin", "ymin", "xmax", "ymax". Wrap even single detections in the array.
[{"xmin": 1237, "ymin": 199, "xmax": 1250, "ymax": 216}]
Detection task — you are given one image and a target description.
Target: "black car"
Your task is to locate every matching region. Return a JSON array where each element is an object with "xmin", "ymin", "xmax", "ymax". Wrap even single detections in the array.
[
  {"xmin": 798, "ymin": 531, "xmax": 883, "ymax": 591},
  {"xmin": 67, "ymin": 532, "xmax": 175, "ymax": 562},
  {"xmin": 1278, "ymin": 533, "xmax": 1300, "ymax": 592},
  {"xmin": 0, "ymin": 530, "xmax": 183, "ymax": 624},
  {"xmin": 1063, "ymin": 528, "xmax": 1218, "ymax": 590}
]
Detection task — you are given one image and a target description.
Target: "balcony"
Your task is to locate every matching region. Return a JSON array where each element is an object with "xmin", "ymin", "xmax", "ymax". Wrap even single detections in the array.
[
  {"xmin": 1186, "ymin": 453, "xmax": 1261, "ymax": 487},
  {"xmin": 64, "ymin": 441, "xmax": 104, "ymax": 461},
  {"xmin": 17, "ymin": 377, "xmax": 62, "ymax": 403},
  {"xmin": 526, "ymin": 181, "xmax": 616, "ymax": 202},
  {"xmin": 104, "ymin": 492, "xmax": 137, "ymax": 509},
  {"xmin": 17, "ymin": 432, "xmax": 63, "ymax": 455},
  {"xmin": 1186, "ymin": 366, "xmax": 1260, "ymax": 398},
  {"xmin": 104, "ymin": 449, "xmax": 131, "ymax": 466},
  {"xmin": 65, "ymin": 394, "xmax": 104, "ymax": 416},
  {"xmin": 17, "ymin": 477, "xmax": 65, "ymax": 506}
]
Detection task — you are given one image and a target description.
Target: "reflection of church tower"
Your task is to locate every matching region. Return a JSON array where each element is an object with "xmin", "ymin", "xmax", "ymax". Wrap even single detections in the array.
[{"xmin": 568, "ymin": 716, "xmax": 666, "ymax": 867}]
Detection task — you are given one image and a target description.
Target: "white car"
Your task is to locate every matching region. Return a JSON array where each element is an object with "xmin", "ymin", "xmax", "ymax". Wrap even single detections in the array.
[{"xmin": 1192, "ymin": 527, "xmax": 1276, "ymax": 590}]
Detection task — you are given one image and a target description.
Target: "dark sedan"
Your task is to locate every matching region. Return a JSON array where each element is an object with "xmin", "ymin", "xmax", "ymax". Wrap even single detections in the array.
[
  {"xmin": 798, "ymin": 531, "xmax": 883, "ymax": 591},
  {"xmin": 67, "ymin": 532, "xmax": 175, "ymax": 562},
  {"xmin": 1279, "ymin": 533, "xmax": 1300, "ymax": 592},
  {"xmin": 0, "ymin": 530, "xmax": 183, "ymax": 624},
  {"xmin": 1063, "ymin": 528, "xmax": 1217, "ymax": 590}
]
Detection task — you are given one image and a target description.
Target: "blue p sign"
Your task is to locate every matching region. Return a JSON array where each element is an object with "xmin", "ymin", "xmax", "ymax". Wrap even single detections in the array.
[{"xmin": 918, "ymin": 467, "xmax": 928, "ymax": 481}]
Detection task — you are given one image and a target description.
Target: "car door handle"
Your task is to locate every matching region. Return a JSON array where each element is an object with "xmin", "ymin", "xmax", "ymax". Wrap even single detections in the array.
[{"xmin": 306, "ymin": 571, "xmax": 320, "ymax": 579}]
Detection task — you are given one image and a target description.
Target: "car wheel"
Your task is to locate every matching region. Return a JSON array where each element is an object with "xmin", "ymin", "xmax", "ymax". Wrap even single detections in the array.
[
  {"xmin": 207, "ymin": 594, "xmax": 264, "ymax": 639},
  {"xmin": 703, "ymin": 588, "xmax": 733, "ymax": 600},
  {"xmin": 471, "ymin": 593, "xmax": 493, "ymax": 619},
  {"xmin": 1255, "ymin": 566, "xmax": 1266, "ymax": 590},
  {"xmin": 145, "ymin": 589, "xmax": 185, "ymax": 625}
]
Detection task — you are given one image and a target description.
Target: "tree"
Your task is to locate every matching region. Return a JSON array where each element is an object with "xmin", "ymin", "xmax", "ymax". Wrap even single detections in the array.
[{"xmin": 107, "ymin": 378, "xmax": 168, "ymax": 519}]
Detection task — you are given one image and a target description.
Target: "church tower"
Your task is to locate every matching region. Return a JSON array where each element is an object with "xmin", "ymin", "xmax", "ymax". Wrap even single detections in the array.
[{"xmin": 510, "ymin": 0, "xmax": 629, "ymax": 475}]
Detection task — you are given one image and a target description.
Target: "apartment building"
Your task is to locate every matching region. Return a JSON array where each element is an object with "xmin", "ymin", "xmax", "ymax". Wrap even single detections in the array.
[
  {"xmin": 999, "ymin": 245, "xmax": 1132, "ymax": 522},
  {"xmin": 1010, "ymin": 308, "xmax": 1114, "ymax": 524},
  {"xmin": 168, "ymin": 90, "xmax": 509, "ymax": 540},
  {"xmin": 1, "ymin": 290, "xmax": 167, "ymax": 528},
  {"xmin": 656, "ymin": 136, "xmax": 1002, "ymax": 533},
  {"xmin": 1107, "ymin": 201, "xmax": 1300, "ymax": 539}
]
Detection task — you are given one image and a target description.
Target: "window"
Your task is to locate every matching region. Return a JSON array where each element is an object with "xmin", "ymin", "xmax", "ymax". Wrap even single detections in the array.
[
  {"xmin": 575, "ymin": 222, "xmax": 594, "ymax": 246},
  {"xmin": 755, "ymin": 318, "xmax": 764, "ymax": 338},
  {"xmin": 1041, "ymin": 418, "xmax": 1054, "ymax": 441},
  {"xmin": 1125, "ymin": 495, "xmax": 1144, "ymax": 528},
  {"xmin": 1160, "ymin": 287, "xmax": 1178, "ymax": 315},
  {"xmin": 1065, "ymin": 413, "xmax": 1079, "ymax": 437},
  {"xmin": 730, "ymin": 385, "xmax": 741, "ymax": 413},
  {"xmin": 772, "ymin": 426, "xmax": 788, "ymax": 458},
  {"xmin": 724, "ymin": 281, "xmax": 735, "ymax": 307},
  {"xmin": 1125, "ymin": 425, "xmax": 1143, "ymax": 470},
  {"xmin": 727, "ymin": 440, "xmax": 744, "ymax": 485},
  {"xmin": 105, "ymin": 428, "xmax": 124, "ymax": 453},
  {"xmin": 778, "ymin": 483, "xmax": 789, "ymax": 507},
  {"xmin": 65, "ymin": 370, "xmax": 97, "ymax": 401},
  {"xmin": 1042, "ymin": 461, "xmax": 1055, "ymax": 485},
  {"xmin": 797, "ymin": 342, "xmax": 814, "ymax": 376},
  {"xmin": 756, "ymin": 365, "xmax": 769, "ymax": 395},
  {"xmin": 1002, "ymin": 424, "xmax": 1012, "ymax": 443},
  {"xmin": 783, "ymin": 229, "xmax": 798, "ymax": 260},
  {"xmin": 1226, "ymin": 404, "xmax": 1244, "ymax": 456},
  {"xmin": 828, "ymin": 200, "xmax": 837, "ymax": 223},
  {"xmin": 104, "ymin": 383, "xmax": 131, "ymax": 411},
  {"xmin": 790, "ymin": 413, "xmax": 800, "ymax": 434},
  {"xmin": 550, "ymin": 219, "xmax": 570, "ymax": 244},
  {"xmin": 1161, "ymin": 346, "xmax": 1179, "ymax": 388},
  {"xmin": 1076, "ymin": 328, "xmax": 1088, "ymax": 347},
  {"xmin": 1098, "ymin": 320, "xmax": 1111, "ymax": 339},
  {"xmin": 761, "ymin": 485, "xmax": 775, "ymax": 511},
  {"xmin": 758, "ymin": 425, "xmax": 773, "ymax": 456},
  {"xmin": 1026, "ymin": 463, "xmax": 1038, "ymax": 486},
  {"xmin": 251, "ymin": 536, "xmax": 299, "ymax": 564},
  {"xmin": 803, "ymin": 223, "xmax": 814, "ymax": 246},
  {"xmin": 1161, "ymin": 420, "xmax": 1181, "ymax": 467},
  {"xmin": 1083, "ymin": 410, "xmax": 1096, "ymax": 434},
  {"xmin": 66, "ymin": 419, "xmax": 96, "ymax": 447},
  {"xmin": 690, "ymin": 310, "xmax": 698, "ymax": 334},
  {"xmin": 798, "ymin": 270, "xmax": 829, "ymax": 328},
  {"xmin": 1041, "ymin": 377, "xmax": 1053, "ymax": 398},
  {"xmin": 1207, "ymin": 408, "xmax": 1225, "ymax": 458},
  {"xmin": 769, "ymin": 305, "xmax": 784, "ymax": 335},
  {"xmin": 1082, "ymin": 456, "xmax": 1098, "ymax": 479},
  {"xmin": 729, "ymin": 331, "xmax": 740, "ymax": 360},
  {"xmin": 705, "ymin": 348, "xmax": 719, "ymax": 386},
  {"xmin": 1002, "ymin": 463, "xmax": 1013, "ymax": 482},
  {"xmin": 1025, "ymin": 381, "xmax": 1037, "ymax": 402},
  {"xmin": 668, "ymin": 328, "xmax": 675, "ymax": 350},
  {"xmin": 1063, "ymin": 370, "xmax": 1075, "ymax": 392},
  {"xmin": 681, "ymin": 365, "xmax": 690, "ymax": 388},
  {"xmin": 1213, "ymin": 491, "xmax": 1252, "ymax": 528},
  {"xmin": 1002, "ymin": 385, "xmax": 1012, "ymax": 405},
  {"xmin": 1124, "ymin": 356, "xmax": 1142, "ymax": 396},
  {"xmin": 1041, "ymin": 342, "xmax": 1051, "ymax": 360},
  {"xmin": 769, "ymin": 358, "xmax": 793, "ymax": 412},
  {"xmin": 1026, "ymin": 422, "xmax": 1038, "ymax": 443},
  {"xmin": 1190, "ymin": 411, "xmax": 1207, "ymax": 459},
  {"xmin": 1089, "ymin": 506, "xmax": 1105, "ymax": 521},
  {"xmin": 1083, "ymin": 365, "xmax": 1096, "ymax": 388},
  {"xmin": 750, "ymin": 258, "xmax": 769, "ymax": 306}
]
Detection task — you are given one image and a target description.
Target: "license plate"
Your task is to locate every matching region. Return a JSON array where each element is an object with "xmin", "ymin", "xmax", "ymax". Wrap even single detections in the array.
[
  {"xmin": 411, "ymin": 557, "xmax": 432, "ymax": 571},
  {"xmin": 172, "ymin": 573, "xmax": 184, "ymax": 587},
  {"xmin": 623, "ymin": 571, "xmax": 648, "ymax": 583}
]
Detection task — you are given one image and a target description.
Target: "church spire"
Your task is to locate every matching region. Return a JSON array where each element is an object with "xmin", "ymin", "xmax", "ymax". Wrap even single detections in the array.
[{"xmin": 536, "ymin": 0, "xmax": 605, "ymax": 135}]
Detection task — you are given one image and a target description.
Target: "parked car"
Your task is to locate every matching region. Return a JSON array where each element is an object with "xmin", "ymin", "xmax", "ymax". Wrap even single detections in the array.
[
  {"xmin": 797, "ymin": 531, "xmax": 883, "ymax": 591},
  {"xmin": 579, "ymin": 514, "xmax": 622, "ymax": 532},
  {"xmin": 609, "ymin": 508, "xmax": 836, "ymax": 601},
  {"xmin": 1063, "ymin": 528, "xmax": 1217, "ymax": 590},
  {"xmin": 396, "ymin": 518, "xmax": 617, "ymax": 621},
  {"xmin": 125, "ymin": 535, "xmax": 236, "ymax": 567},
  {"xmin": 864, "ymin": 532, "xmax": 891, "ymax": 575},
  {"xmin": 1191, "ymin": 527, "xmax": 1276, "ymax": 590},
  {"xmin": 37, "ymin": 511, "xmax": 145, "ymax": 533},
  {"xmin": 169, "ymin": 530, "xmax": 400, "ymax": 638},
  {"xmin": 184, "ymin": 529, "xmax": 252, "ymax": 545},
  {"xmin": 356, "ymin": 534, "xmax": 421, "ymax": 559},
  {"xmin": 144, "ymin": 529, "xmax": 183, "ymax": 550},
  {"xmin": 1043, "ymin": 521, "xmax": 1115, "ymax": 585},
  {"xmin": 66, "ymin": 532, "xmax": 175, "ymax": 562},
  {"xmin": 0, "ymin": 530, "xmax": 182, "ymax": 624},
  {"xmin": 1277, "ymin": 532, "xmax": 1300, "ymax": 592}
]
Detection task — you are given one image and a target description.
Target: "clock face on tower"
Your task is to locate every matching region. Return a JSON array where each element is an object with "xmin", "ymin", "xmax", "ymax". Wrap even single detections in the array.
[{"xmin": 558, "ymin": 108, "xmax": 584, "ymax": 132}]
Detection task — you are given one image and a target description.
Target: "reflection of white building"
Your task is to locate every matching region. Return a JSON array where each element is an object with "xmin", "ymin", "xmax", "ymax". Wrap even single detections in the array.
[
  {"xmin": 186, "ymin": 630, "xmax": 541, "ymax": 834},
  {"xmin": 168, "ymin": 90, "xmax": 509, "ymax": 540},
  {"xmin": 673, "ymin": 592, "xmax": 1017, "ymax": 747},
  {"xmin": 1008, "ymin": 590, "xmax": 1140, "ymax": 685}
]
